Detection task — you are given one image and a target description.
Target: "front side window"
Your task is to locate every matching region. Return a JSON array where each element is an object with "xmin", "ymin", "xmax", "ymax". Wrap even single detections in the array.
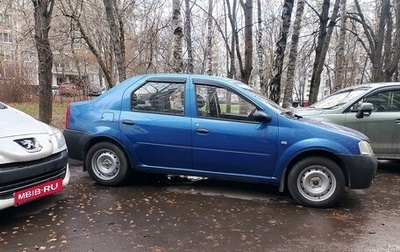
[
  {"xmin": 356, "ymin": 90, "xmax": 400, "ymax": 112},
  {"xmin": 196, "ymin": 84, "xmax": 257, "ymax": 122},
  {"xmin": 132, "ymin": 81, "xmax": 185, "ymax": 115}
]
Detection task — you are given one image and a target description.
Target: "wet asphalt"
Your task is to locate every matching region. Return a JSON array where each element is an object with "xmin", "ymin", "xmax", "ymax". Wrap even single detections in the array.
[{"xmin": 0, "ymin": 160, "xmax": 399, "ymax": 252}]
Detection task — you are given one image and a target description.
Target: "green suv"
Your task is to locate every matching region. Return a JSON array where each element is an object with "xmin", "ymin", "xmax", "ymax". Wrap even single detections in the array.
[{"xmin": 295, "ymin": 83, "xmax": 400, "ymax": 160}]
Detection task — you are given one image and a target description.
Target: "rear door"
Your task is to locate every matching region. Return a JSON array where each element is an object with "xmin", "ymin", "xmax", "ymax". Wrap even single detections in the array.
[{"xmin": 119, "ymin": 77, "xmax": 192, "ymax": 170}]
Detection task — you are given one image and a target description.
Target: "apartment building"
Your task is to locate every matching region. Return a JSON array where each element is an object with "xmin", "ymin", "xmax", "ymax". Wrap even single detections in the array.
[{"xmin": 0, "ymin": 1, "xmax": 101, "ymax": 94}]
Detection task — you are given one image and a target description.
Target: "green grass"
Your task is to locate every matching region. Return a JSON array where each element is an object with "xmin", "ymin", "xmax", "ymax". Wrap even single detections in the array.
[{"xmin": 10, "ymin": 100, "xmax": 69, "ymax": 129}]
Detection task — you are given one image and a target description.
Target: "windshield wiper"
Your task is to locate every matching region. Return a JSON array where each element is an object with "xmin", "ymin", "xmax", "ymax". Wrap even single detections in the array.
[{"xmin": 281, "ymin": 111, "xmax": 302, "ymax": 119}]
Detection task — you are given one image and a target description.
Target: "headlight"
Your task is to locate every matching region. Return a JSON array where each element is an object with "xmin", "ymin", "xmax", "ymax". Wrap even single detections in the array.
[
  {"xmin": 359, "ymin": 141, "xmax": 374, "ymax": 155},
  {"xmin": 49, "ymin": 125, "xmax": 66, "ymax": 149}
]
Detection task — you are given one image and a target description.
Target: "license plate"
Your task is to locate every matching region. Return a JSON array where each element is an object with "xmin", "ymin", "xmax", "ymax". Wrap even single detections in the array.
[{"xmin": 14, "ymin": 178, "xmax": 63, "ymax": 205}]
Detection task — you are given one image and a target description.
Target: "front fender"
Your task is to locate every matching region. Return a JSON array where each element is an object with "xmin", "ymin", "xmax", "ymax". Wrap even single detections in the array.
[{"xmin": 274, "ymin": 138, "xmax": 357, "ymax": 190}]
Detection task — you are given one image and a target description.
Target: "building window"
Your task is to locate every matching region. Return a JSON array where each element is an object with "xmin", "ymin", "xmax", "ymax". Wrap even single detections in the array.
[
  {"xmin": 23, "ymin": 51, "xmax": 34, "ymax": 62},
  {"xmin": 0, "ymin": 13, "xmax": 10, "ymax": 25},
  {"xmin": 0, "ymin": 33, "xmax": 13, "ymax": 43},
  {"xmin": 0, "ymin": 50, "xmax": 12, "ymax": 61}
]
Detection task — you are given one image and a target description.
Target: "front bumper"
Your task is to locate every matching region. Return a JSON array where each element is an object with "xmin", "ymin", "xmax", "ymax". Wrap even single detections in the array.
[
  {"xmin": 0, "ymin": 150, "xmax": 70, "ymax": 211},
  {"xmin": 340, "ymin": 154, "xmax": 378, "ymax": 189}
]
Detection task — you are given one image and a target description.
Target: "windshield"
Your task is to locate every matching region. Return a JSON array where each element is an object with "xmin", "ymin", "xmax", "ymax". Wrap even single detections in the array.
[
  {"xmin": 310, "ymin": 88, "xmax": 368, "ymax": 109},
  {"xmin": 237, "ymin": 83, "xmax": 286, "ymax": 113},
  {"xmin": 228, "ymin": 79, "xmax": 288, "ymax": 114}
]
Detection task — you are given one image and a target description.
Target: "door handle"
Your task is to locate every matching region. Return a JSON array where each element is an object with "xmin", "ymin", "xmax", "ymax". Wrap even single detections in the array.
[
  {"xmin": 196, "ymin": 128, "xmax": 210, "ymax": 134},
  {"xmin": 395, "ymin": 119, "xmax": 400, "ymax": 124},
  {"xmin": 122, "ymin": 119, "xmax": 135, "ymax": 125}
]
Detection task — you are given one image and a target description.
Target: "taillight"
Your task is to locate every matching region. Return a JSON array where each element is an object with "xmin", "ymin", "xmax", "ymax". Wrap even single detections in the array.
[{"xmin": 65, "ymin": 104, "xmax": 70, "ymax": 129}]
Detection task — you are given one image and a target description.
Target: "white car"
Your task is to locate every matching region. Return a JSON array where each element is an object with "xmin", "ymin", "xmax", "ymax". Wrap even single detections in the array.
[{"xmin": 0, "ymin": 102, "xmax": 70, "ymax": 210}]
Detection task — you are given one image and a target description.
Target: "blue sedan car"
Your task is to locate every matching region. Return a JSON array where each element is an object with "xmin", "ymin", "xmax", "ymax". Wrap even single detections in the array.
[{"xmin": 63, "ymin": 74, "xmax": 377, "ymax": 208}]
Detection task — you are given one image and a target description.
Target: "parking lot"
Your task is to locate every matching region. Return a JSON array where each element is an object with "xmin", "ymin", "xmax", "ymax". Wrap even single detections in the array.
[{"xmin": 0, "ymin": 160, "xmax": 399, "ymax": 252}]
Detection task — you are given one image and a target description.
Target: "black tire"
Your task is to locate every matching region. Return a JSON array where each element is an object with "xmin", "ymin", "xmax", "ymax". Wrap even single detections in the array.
[
  {"xmin": 287, "ymin": 157, "xmax": 345, "ymax": 208},
  {"xmin": 86, "ymin": 142, "xmax": 129, "ymax": 186}
]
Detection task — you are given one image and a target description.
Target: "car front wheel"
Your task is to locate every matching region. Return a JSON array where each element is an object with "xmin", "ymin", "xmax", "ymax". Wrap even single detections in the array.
[
  {"xmin": 86, "ymin": 142, "xmax": 129, "ymax": 186},
  {"xmin": 287, "ymin": 157, "xmax": 345, "ymax": 208}
]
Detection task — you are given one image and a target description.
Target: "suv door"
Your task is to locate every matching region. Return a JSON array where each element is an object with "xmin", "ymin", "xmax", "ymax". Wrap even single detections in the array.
[{"xmin": 345, "ymin": 88, "xmax": 400, "ymax": 158}]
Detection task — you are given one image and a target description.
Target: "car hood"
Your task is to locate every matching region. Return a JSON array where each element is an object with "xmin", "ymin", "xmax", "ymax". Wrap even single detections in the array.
[
  {"xmin": 293, "ymin": 107, "xmax": 325, "ymax": 116},
  {"xmin": 298, "ymin": 116, "xmax": 369, "ymax": 141},
  {"xmin": 0, "ymin": 105, "xmax": 46, "ymax": 138},
  {"xmin": 0, "ymin": 105, "xmax": 64, "ymax": 164}
]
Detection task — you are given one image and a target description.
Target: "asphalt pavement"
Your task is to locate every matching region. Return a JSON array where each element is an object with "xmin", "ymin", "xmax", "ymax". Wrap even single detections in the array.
[{"xmin": 0, "ymin": 160, "xmax": 399, "ymax": 252}]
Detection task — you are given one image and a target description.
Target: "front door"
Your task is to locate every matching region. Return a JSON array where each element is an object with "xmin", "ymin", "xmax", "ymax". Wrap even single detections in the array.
[{"xmin": 192, "ymin": 83, "xmax": 278, "ymax": 179}]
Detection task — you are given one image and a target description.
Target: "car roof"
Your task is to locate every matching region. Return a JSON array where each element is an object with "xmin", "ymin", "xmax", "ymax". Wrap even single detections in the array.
[{"xmin": 340, "ymin": 82, "xmax": 400, "ymax": 91}]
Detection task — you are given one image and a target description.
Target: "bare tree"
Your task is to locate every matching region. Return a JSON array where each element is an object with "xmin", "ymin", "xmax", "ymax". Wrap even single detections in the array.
[
  {"xmin": 206, "ymin": 0, "xmax": 213, "ymax": 75},
  {"xmin": 226, "ymin": 0, "xmax": 238, "ymax": 78},
  {"xmin": 334, "ymin": 0, "xmax": 347, "ymax": 91},
  {"xmin": 256, "ymin": 0, "xmax": 265, "ymax": 93},
  {"xmin": 184, "ymin": 0, "xmax": 194, "ymax": 73},
  {"xmin": 238, "ymin": 0, "xmax": 253, "ymax": 84},
  {"xmin": 282, "ymin": 0, "xmax": 305, "ymax": 108},
  {"xmin": 172, "ymin": 0, "xmax": 183, "ymax": 73},
  {"xmin": 60, "ymin": 1, "xmax": 115, "ymax": 87},
  {"xmin": 32, "ymin": 0, "xmax": 55, "ymax": 124},
  {"xmin": 269, "ymin": 0, "xmax": 294, "ymax": 104},
  {"xmin": 103, "ymin": 0, "xmax": 126, "ymax": 82},
  {"xmin": 308, "ymin": 0, "xmax": 340, "ymax": 104},
  {"xmin": 351, "ymin": 0, "xmax": 400, "ymax": 82}
]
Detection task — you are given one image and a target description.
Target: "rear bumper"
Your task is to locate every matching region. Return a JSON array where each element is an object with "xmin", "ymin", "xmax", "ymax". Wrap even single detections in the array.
[
  {"xmin": 340, "ymin": 154, "xmax": 378, "ymax": 189},
  {"xmin": 63, "ymin": 129, "xmax": 89, "ymax": 161}
]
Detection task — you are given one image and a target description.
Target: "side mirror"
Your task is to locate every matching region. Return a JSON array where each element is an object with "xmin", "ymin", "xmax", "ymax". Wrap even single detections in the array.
[
  {"xmin": 252, "ymin": 110, "xmax": 272, "ymax": 123},
  {"xmin": 356, "ymin": 102, "xmax": 373, "ymax": 118}
]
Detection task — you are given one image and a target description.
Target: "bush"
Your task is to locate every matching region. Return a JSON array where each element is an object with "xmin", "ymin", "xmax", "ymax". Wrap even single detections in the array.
[{"xmin": 0, "ymin": 62, "xmax": 37, "ymax": 103}]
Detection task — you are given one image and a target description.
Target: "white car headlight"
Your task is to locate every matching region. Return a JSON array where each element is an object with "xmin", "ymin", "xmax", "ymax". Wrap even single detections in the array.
[
  {"xmin": 359, "ymin": 140, "xmax": 374, "ymax": 156},
  {"xmin": 49, "ymin": 125, "xmax": 66, "ymax": 149}
]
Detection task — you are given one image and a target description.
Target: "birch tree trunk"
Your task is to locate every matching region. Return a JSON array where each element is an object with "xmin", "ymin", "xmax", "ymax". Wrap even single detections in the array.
[
  {"xmin": 103, "ymin": 0, "xmax": 126, "ymax": 82},
  {"xmin": 172, "ymin": 0, "xmax": 184, "ymax": 73},
  {"xmin": 268, "ymin": 0, "xmax": 294, "ymax": 104},
  {"xmin": 257, "ymin": 0, "xmax": 265, "ymax": 94},
  {"xmin": 334, "ymin": 0, "xmax": 347, "ymax": 92},
  {"xmin": 282, "ymin": 0, "xmax": 305, "ymax": 108},
  {"xmin": 184, "ymin": 0, "xmax": 193, "ymax": 73},
  {"xmin": 32, "ymin": 0, "xmax": 54, "ymax": 124},
  {"xmin": 206, "ymin": 0, "xmax": 213, "ymax": 75},
  {"xmin": 308, "ymin": 0, "xmax": 340, "ymax": 104}
]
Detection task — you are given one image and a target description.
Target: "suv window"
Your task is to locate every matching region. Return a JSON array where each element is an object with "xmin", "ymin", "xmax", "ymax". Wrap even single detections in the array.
[
  {"xmin": 354, "ymin": 90, "xmax": 400, "ymax": 112},
  {"xmin": 132, "ymin": 81, "xmax": 185, "ymax": 115},
  {"xmin": 195, "ymin": 84, "xmax": 256, "ymax": 122}
]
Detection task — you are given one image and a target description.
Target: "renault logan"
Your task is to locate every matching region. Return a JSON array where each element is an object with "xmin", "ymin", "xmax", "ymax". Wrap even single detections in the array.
[{"xmin": 63, "ymin": 74, "xmax": 377, "ymax": 208}]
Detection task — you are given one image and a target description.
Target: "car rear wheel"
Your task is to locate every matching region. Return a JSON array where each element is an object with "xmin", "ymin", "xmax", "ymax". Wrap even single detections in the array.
[
  {"xmin": 287, "ymin": 157, "xmax": 345, "ymax": 208},
  {"xmin": 86, "ymin": 142, "xmax": 129, "ymax": 186}
]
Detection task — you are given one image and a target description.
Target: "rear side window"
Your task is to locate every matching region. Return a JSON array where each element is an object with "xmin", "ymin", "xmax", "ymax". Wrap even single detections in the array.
[{"xmin": 131, "ymin": 81, "xmax": 185, "ymax": 115}]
